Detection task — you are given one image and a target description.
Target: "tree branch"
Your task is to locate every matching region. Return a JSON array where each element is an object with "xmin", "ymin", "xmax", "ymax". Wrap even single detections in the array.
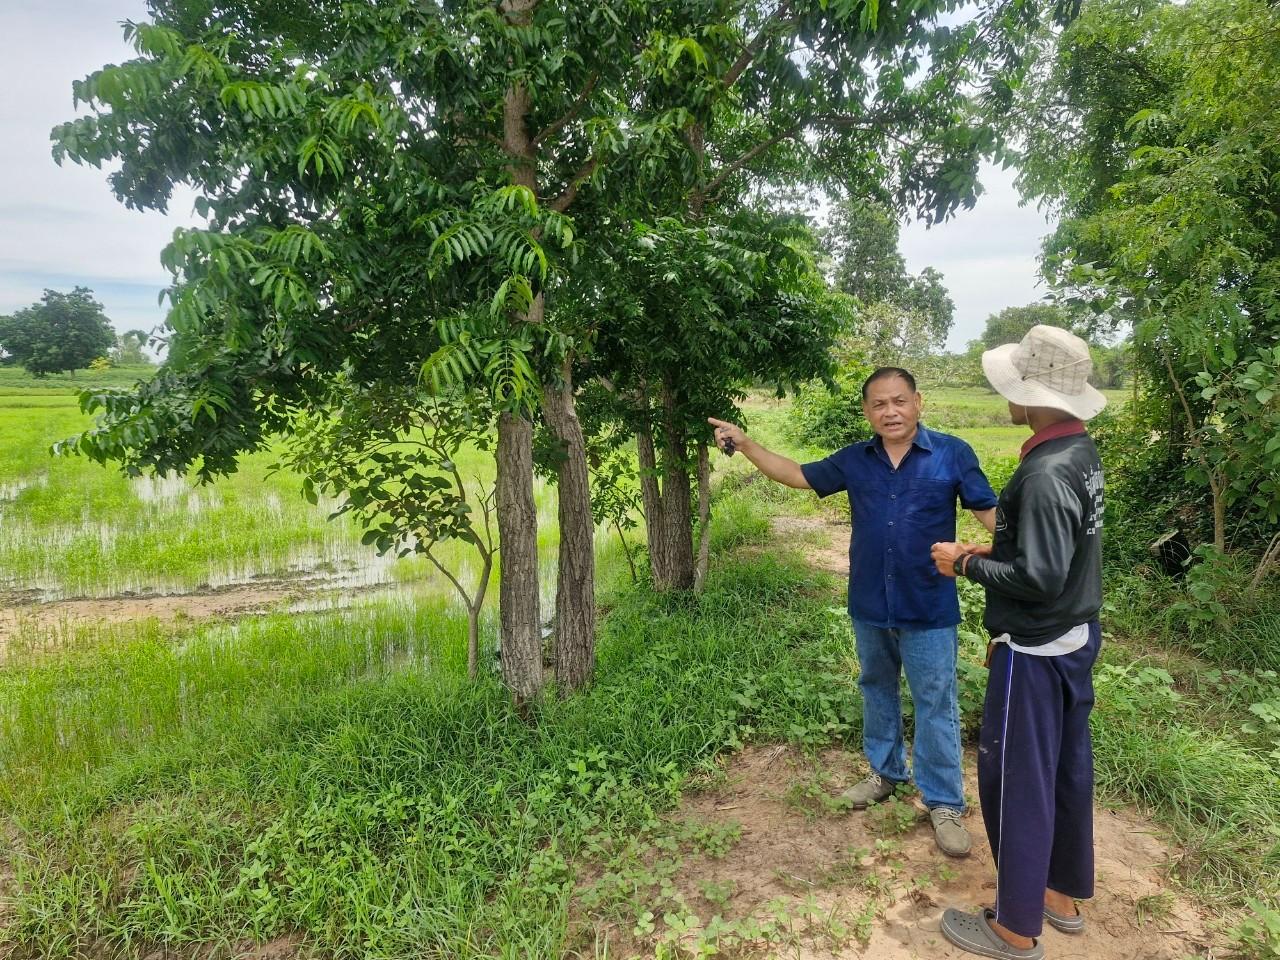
[
  {"xmin": 721, "ymin": 0, "xmax": 795, "ymax": 90},
  {"xmin": 548, "ymin": 157, "xmax": 599, "ymax": 213},
  {"xmin": 703, "ymin": 121, "xmax": 805, "ymax": 197},
  {"xmin": 425, "ymin": 547, "xmax": 473, "ymax": 609},
  {"xmin": 702, "ymin": 109, "xmax": 913, "ymax": 200},
  {"xmin": 531, "ymin": 73, "xmax": 599, "ymax": 150},
  {"xmin": 341, "ymin": 310, "xmax": 378, "ymax": 334}
]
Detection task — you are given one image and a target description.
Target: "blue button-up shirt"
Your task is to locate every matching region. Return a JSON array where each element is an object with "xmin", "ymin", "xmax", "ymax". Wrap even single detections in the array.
[{"xmin": 800, "ymin": 425, "xmax": 997, "ymax": 629}]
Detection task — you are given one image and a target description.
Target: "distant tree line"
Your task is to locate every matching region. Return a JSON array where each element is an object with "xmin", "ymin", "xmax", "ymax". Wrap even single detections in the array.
[{"xmin": 0, "ymin": 286, "xmax": 155, "ymax": 376}]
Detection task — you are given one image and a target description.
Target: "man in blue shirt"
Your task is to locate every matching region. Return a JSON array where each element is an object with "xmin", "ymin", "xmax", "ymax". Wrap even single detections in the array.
[{"xmin": 709, "ymin": 368, "xmax": 997, "ymax": 857}]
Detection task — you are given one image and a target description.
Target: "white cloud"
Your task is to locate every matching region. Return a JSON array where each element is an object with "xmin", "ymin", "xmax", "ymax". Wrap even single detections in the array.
[
  {"xmin": 899, "ymin": 162, "xmax": 1057, "ymax": 351},
  {"xmin": 0, "ymin": 0, "xmax": 195, "ymax": 333}
]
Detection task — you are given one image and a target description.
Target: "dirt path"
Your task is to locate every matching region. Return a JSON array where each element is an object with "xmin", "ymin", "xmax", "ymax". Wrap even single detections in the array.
[
  {"xmin": 768, "ymin": 515, "xmax": 850, "ymax": 576},
  {"xmin": 568, "ymin": 510, "xmax": 1222, "ymax": 959},
  {"xmin": 578, "ymin": 744, "xmax": 1218, "ymax": 959}
]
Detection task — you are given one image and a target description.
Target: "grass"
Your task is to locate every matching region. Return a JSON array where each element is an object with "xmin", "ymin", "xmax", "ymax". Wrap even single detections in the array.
[
  {"xmin": 919, "ymin": 385, "xmax": 1130, "ymax": 427},
  {"xmin": 1, "ymin": 379, "xmax": 1276, "ymax": 958},
  {"xmin": 0, "ymin": 493, "xmax": 862, "ymax": 958},
  {"xmin": 0, "ymin": 364, "xmax": 157, "ymax": 393},
  {"xmin": 0, "ymin": 390, "xmax": 562, "ymax": 600}
]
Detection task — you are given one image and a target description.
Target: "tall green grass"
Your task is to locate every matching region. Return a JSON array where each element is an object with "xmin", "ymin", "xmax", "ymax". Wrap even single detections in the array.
[
  {"xmin": 1, "ymin": 493, "xmax": 861, "ymax": 959},
  {"xmin": 1089, "ymin": 637, "xmax": 1280, "ymax": 904},
  {"xmin": 0, "ymin": 364, "xmax": 157, "ymax": 393}
]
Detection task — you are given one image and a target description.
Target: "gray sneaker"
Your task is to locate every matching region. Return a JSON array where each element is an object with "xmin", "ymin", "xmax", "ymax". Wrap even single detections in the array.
[
  {"xmin": 930, "ymin": 806, "xmax": 972, "ymax": 858},
  {"xmin": 841, "ymin": 772, "xmax": 897, "ymax": 809}
]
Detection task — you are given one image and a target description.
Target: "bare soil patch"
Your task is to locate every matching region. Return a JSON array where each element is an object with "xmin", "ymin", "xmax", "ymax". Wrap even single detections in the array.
[
  {"xmin": 574, "ymin": 744, "xmax": 1220, "ymax": 959},
  {"xmin": 767, "ymin": 515, "xmax": 849, "ymax": 576},
  {"xmin": 0, "ymin": 580, "xmax": 402, "ymax": 661},
  {"xmin": 133, "ymin": 934, "xmax": 306, "ymax": 960}
]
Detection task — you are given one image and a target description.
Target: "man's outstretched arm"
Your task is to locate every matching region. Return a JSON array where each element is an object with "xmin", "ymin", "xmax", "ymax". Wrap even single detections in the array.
[{"xmin": 707, "ymin": 417, "xmax": 811, "ymax": 490}]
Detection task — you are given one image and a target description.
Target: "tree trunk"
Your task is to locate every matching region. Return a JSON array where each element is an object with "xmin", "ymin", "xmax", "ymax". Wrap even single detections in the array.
[
  {"xmin": 648, "ymin": 118, "xmax": 707, "ymax": 594},
  {"xmin": 466, "ymin": 606, "xmax": 480, "ymax": 680},
  {"xmin": 693, "ymin": 442, "xmax": 712, "ymax": 593},
  {"xmin": 496, "ymin": 411, "xmax": 543, "ymax": 703},
  {"xmin": 1211, "ymin": 476, "xmax": 1226, "ymax": 554},
  {"xmin": 495, "ymin": 32, "xmax": 546, "ymax": 704},
  {"xmin": 542, "ymin": 359, "xmax": 596, "ymax": 694},
  {"xmin": 615, "ymin": 519, "xmax": 639, "ymax": 584},
  {"xmin": 637, "ymin": 418, "xmax": 669, "ymax": 585},
  {"xmin": 656, "ymin": 377, "xmax": 695, "ymax": 591},
  {"xmin": 1250, "ymin": 532, "xmax": 1280, "ymax": 592},
  {"xmin": 657, "ymin": 463, "xmax": 694, "ymax": 591}
]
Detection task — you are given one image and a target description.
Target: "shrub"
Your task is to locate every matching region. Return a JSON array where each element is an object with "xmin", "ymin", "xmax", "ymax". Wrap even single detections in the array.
[
  {"xmin": 1091, "ymin": 401, "xmax": 1205, "ymax": 569},
  {"xmin": 787, "ymin": 373, "xmax": 872, "ymax": 449}
]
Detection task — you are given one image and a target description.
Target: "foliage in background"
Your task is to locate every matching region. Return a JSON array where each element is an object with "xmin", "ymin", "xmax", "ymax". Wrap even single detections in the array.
[
  {"xmin": 785, "ymin": 336, "xmax": 874, "ymax": 450},
  {"xmin": 1090, "ymin": 401, "xmax": 1200, "ymax": 567},
  {"xmin": 1016, "ymin": 0, "xmax": 1280, "ymax": 565},
  {"xmin": 940, "ymin": 302, "xmax": 1130, "ymax": 390},
  {"xmin": 110, "ymin": 329, "xmax": 154, "ymax": 367},
  {"xmin": 973, "ymin": 302, "xmax": 1086, "ymax": 349},
  {"xmin": 821, "ymin": 198, "xmax": 955, "ymax": 364},
  {"xmin": 0, "ymin": 287, "xmax": 118, "ymax": 377}
]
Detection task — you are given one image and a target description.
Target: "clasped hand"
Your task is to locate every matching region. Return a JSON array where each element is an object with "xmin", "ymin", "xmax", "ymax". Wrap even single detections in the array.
[{"xmin": 930, "ymin": 541, "xmax": 992, "ymax": 578}]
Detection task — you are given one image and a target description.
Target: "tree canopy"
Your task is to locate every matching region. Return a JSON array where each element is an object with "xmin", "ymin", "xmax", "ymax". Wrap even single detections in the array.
[
  {"xmin": 50, "ymin": 0, "xmax": 1084, "ymax": 698},
  {"xmin": 821, "ymin": 198, "xmax": 955, "ymax": 364},
  {"xmin": 1016, "ymin": 0, "xmax": 1280, "ymax": 553},
  {"xmin": 0, "ymin": 287, "xmax": 118, "ymax": 376}
]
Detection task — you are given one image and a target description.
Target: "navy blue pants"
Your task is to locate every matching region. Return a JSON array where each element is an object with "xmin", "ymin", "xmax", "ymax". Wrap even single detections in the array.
[{"xmin": 977, "ymin": 621, "xmax": 1101, "ymax": 938}]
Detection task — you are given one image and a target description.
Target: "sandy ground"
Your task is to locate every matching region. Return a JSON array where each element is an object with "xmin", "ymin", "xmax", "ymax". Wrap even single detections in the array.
[
  {"xmin": 768, "ymin": 515, "xmax": 852, "ymax": 577},
  {"xmin": 577, "ymin": 744, "xmax": 1220, "ymax": 960}
]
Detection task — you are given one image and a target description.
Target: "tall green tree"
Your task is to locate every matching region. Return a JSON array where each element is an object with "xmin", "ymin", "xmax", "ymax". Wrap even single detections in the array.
[
  {"xmin": 970, "ymin": 302, "xmax": 1124, "ymax": 388},
  {"xmin": 1015, "ymin": 0, "xmax": 1280, "ymax": 557},
  {"xmin": 0, "ymin": 287, "xmax": 117, "ymax": 376},
  {"xmin": 52, "ymin": 0, "xmax": 1081, "ymax": 692},
  {"xmin": 582, "ymin": 209, "xmax": 839, "ymax": 591},
  {"xmin": 112, "ymin": 328, "xmax": 154, "ymax": 366},
  {"xmin": 588, "ymin": 0, "xmax": 1077, "ymax": 590},
  {"xmin": 823, "ymin": 199, "xmax": 956, "ymax": 363},
  {"xmin": 52, "ymin": 0, "xmax": 656, "ymax": 701},
  {"xmin": 976, "ymin": 302, "xmax": 1083, "ymax": 349},
  {"xmin": 823, "ymin": 197, "xmax": 908, "ymax": 305}
]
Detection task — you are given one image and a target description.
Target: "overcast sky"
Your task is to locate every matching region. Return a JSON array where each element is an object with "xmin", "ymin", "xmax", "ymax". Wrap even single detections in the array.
[{"xmin": 0, "ymin": 1, "xmax": 1056, "ymax": 350}]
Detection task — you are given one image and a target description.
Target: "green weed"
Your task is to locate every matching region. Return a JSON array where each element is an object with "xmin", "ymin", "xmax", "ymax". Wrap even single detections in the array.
[
  {"xmin": 1230, "ymin": 899, "xmax": 1280, "ymax": 959},
  {"xmin": 2, "ymin": 530, "xmax": 855, "ymax": 958}
]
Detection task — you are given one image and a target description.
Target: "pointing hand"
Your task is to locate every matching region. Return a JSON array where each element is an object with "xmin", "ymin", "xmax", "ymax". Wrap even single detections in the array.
[{"xmin": 707, "ymin": 417, "xmax": 746, "ymax": 457}]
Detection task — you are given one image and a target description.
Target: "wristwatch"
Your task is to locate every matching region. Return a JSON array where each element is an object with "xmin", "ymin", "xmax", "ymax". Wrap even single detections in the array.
[{"xmin": 953, "ymin": 551, "xmax": 970, "ymax": 577}]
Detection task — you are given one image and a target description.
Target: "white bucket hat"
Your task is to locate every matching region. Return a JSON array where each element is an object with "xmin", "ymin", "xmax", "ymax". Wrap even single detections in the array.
[{"xmin": 981, "ymin": 324, "xmax": 1108, "ymax": 420}]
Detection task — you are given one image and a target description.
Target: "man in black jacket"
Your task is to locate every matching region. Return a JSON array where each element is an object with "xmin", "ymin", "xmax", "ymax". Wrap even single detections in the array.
[{"xmin": 930, "ymin": 325, "xmax": 1107, "ymax": 960}]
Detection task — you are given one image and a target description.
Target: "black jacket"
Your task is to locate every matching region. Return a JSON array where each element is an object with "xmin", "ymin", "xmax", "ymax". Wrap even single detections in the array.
[{"xmin": 967, "ymin": 432, "xmax": 1104, "ymax": 646}]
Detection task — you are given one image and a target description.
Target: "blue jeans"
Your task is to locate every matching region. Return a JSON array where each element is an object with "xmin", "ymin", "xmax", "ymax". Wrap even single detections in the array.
[{"xmin": 851, "ymin": 619, "xmax": 965, "ymax": 811}]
